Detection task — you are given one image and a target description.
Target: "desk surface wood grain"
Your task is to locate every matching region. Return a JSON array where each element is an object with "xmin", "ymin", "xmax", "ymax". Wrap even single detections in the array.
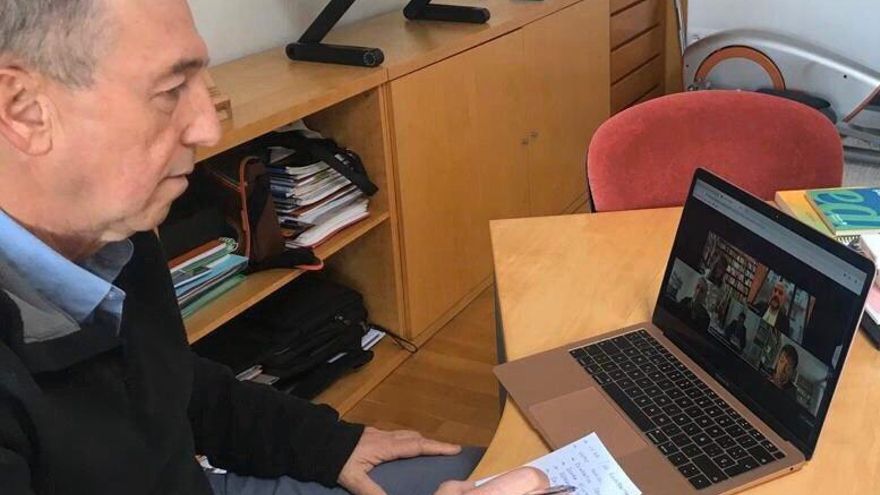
[{"xmin": 476, "ymin": 208, "xmax": 880, "ymax": 493}]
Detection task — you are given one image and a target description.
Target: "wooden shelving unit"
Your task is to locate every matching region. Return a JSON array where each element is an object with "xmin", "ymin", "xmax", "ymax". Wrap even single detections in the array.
[
  {"xmin": 179, "ymin": 0, "xmax": 613, "ymax": 414},
  {"xmin": 179, "ymin": 36, "xmax": 407, "ymax": 412}
]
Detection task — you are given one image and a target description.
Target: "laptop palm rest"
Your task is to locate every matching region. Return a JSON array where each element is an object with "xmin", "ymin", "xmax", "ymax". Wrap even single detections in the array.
[{"xmin": 529, "ymin": 387, "xmax": 649, "ymax": 458}]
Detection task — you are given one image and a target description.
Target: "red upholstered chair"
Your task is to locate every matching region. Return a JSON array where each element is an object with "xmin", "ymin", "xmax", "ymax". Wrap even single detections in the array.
[{"xmin": 587, "ymin": 90, "xmax": 843, "ymax": 212}]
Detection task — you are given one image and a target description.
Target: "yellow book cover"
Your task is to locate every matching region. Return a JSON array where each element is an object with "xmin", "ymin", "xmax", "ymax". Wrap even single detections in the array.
[{"xmin": 774, "ymin": 190, "xmax": 856, "ymax": 244}]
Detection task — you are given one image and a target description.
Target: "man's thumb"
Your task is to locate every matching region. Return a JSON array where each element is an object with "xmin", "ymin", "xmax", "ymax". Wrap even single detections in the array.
[
  {"xmin": 346, "ymin": 473, "xmax": 388, "ymax": 495},
  {"xmin": 435, "ymin": 480, "xmax": 475, "ymax": 495}
]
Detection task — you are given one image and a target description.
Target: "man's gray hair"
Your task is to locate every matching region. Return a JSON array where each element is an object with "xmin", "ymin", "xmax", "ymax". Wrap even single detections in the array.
[{"xmin": 0, "ymin": 0, "xmax": 109, "ymax": 87}]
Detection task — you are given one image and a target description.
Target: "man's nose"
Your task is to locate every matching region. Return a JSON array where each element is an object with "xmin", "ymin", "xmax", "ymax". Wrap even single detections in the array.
[{"xmin": 182, "ymin": 78, "xmax": 223, "ymax": 149}]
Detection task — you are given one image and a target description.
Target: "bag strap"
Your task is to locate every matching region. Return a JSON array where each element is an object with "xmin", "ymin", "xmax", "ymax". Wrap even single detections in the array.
[
  {"xmin": 308, "ymin": 141, "xmax": 379, "ymax": 197},
  {"xmin": 246, "ymin": 165, "xmax": 272, "ymax": 234}
]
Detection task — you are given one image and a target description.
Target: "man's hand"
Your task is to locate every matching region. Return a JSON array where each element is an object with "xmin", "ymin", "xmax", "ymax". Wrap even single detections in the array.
[
  {"xmin": 434, "ymin": 467, "xmax": 550, "ymax": 495},
  {"xmin": 338, "ymin": 427, "xmax": 462, "ymax": 495}
]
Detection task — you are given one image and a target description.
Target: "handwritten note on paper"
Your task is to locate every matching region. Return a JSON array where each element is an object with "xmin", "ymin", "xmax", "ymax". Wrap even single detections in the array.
[{"xmin": 525, "ymin": 433, "xmax": 641, "ymax": 495}]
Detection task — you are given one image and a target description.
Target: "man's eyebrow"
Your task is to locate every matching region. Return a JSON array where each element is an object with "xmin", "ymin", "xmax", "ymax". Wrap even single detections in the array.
[{"xmin": 158, "ymin": 57, "xmax": 210, "ymax": 81}]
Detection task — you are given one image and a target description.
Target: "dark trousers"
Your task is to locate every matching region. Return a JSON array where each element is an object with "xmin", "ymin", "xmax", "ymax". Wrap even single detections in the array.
[{"xmin": 208, "ymin": 447, "xmax": 485, "ymax": 495}]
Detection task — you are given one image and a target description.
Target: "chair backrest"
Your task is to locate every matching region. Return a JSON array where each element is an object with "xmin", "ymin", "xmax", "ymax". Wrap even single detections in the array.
[{"xmin": 587, "ymin": 90, "xmax": 843, "ymax": 212}]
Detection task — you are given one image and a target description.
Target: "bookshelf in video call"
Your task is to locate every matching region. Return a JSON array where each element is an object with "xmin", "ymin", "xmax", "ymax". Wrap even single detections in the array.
[{"xmin": 182, "ymin": 0, "xmax": 676, "ymax": 414}]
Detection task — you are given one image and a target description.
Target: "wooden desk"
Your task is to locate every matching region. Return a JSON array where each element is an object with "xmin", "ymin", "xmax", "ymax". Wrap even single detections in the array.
[{"xmin": 475, "ymin": 208, "xmax": 880, "ymax": 493}]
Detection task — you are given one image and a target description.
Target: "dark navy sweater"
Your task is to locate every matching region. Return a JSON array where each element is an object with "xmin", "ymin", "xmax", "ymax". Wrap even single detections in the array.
[{"xmin": 0, "ymin": 232, "xmax": 363, "ymax": 494}]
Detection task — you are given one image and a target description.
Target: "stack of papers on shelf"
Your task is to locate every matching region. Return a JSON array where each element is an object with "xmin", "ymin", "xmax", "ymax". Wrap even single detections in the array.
[
  {"xmin": 169, "ymin": 238, "xmax": 249, "ymax": 318},
  {"xmin": 268, "ymin": 147, "xmax": 371, "ymax": 249},
  {"xmin": 282, "ymin": 198, "xmax": 370, "ymax": 249}
]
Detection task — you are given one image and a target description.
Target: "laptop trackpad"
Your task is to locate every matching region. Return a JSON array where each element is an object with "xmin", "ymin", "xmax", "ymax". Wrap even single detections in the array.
[{"xmin": 529, "ymin": 387, "xmax": 649, "ymax": 458}]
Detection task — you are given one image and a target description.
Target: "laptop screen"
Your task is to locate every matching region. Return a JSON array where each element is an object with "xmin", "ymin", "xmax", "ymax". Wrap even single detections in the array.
[{"xmin": 653, "ymin": 170, "xmax": 874, "ymax": 459}]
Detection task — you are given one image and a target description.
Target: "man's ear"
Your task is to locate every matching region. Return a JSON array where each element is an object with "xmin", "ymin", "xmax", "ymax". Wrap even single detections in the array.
[{"xmin": 0, "ymin": 68, "xmax": 53, "ymax": 156}]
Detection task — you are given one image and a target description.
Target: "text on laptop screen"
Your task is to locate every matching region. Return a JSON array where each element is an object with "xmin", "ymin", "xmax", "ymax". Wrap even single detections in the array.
[{"xmin": 654, "ymin": 177, "xmax": 870, "ymax": 457}]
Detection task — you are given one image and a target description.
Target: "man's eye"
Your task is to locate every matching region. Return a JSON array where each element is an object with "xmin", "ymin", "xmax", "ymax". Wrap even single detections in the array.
[{"xmin": 162, "ymin": 84, "xmax": 185, "ymax": 99}]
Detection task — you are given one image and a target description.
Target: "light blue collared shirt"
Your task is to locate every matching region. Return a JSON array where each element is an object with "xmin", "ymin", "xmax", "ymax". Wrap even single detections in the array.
[{"xmin": 0, "ymin": 209, "xmax": 133, "ymax": 343}]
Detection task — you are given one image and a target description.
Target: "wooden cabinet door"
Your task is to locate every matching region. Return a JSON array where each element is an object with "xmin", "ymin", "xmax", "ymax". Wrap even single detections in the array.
[
  {"xmin": 523, "ymin": 0, "xmax": 611, "ymax": 216},
  {"xmin": 390, "ymin": 32, "xmax": 529, "ymax": 339}
]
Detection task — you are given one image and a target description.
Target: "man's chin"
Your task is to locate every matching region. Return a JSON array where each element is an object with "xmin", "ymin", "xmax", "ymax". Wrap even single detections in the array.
[
  {"xmin": 151, "ymin": 203, "xmax": 176, "ymax": 230},
  {"xmin": 124, "ymin": 178, "xmax": 191, "ymax": 235},
  {"xmin": 167, "ymin": 175, "xmax": 190, "ymax": 194},
  {"xmin": 135, "ymin": 200, "xmax": 177, "ymax": 234}
]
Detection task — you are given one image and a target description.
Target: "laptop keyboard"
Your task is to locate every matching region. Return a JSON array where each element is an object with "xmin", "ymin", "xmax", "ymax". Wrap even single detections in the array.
[{"xmin": 569, "ymin": 330, "xmax": 785, "ymax": 490}]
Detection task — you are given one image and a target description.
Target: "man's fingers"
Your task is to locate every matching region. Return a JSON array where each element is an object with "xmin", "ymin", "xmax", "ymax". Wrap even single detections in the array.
[
  {"xmin": 391, "ymin": 430, "xmax": 423, "ymax": 442},
  {"xmin": 471, "ymin": 467, "xmax": 550, "ymax": 495},
  {"xmin": 417, "ymin": 437, "xmax": 463, "ymax": 456},
  {"xmin": 345, "ymin": 472, "xmax": 388, "ymax": 495},
  {"xmin": 434, "ymin": 480, "xmax": 475, "ymax": 495},
  {"xmin": 387, "ymin": 435, "xmax": 462, "ymax": 460},
  {"xmin": 432, "ymin": 469, "xmax": 550, "ymax": 495}
]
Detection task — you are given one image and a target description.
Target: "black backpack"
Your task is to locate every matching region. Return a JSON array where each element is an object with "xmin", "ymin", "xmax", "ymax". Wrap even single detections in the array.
[{"xmin": 192, "ymin": 274, "xmax": 373, "ymax": 399}]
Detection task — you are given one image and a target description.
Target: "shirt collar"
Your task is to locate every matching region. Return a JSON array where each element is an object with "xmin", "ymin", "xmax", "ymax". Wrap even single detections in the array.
[{"xmin": 0, "ymin": 209, "xmax": 132, "ymax": 325}]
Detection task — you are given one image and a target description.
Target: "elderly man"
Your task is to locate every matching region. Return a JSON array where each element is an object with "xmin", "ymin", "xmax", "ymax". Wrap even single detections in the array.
[
  {"xmin": 0, "ymin": 1, "xmax": 548, "ymax": 494},
  {"xmin": 677, "ymin": 277, "xmax": 712, "ymax": 333},
  {"xmin": 724, "ymin": 311, "xmax": 748, "ymax": 352},
  {"xmin": 753, "ymin": 280, "xmax": 791, "ymax": 337},
  {"xmin": 770, "ymin": 345, "xmax": 800, "ymax": 396}
]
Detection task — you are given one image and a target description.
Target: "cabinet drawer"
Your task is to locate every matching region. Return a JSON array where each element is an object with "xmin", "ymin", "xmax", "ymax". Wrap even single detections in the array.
[
  {"xmin": 612, "ymin": 25, "xmax": 664, "ymax": 83},
  {"xmin": 612, "ymin": 55, "xmax": 664, "ymax": 113},
  {"xmin": 611, "ymin": 0, "xmax": 642, "ymax": 14},
  {"xmin": 611, "ymin": 0, "xmax": 662, "ymax": 49}
]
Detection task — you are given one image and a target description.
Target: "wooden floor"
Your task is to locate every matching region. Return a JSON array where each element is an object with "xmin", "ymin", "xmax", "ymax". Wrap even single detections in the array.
[{"xmin": 344, "ymin": 286, "xmax": 501, "ymax": 447}]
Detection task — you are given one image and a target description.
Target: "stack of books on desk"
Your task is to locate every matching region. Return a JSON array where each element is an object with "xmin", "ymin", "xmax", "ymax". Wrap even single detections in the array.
[
  {"xmin": 268, "ymin": 147, "xmax": 370, "ymax": 249},
  {"xmin": 776, "ymin": 187, "xmax": 880, "ymax": 245},
  {"xmin": 169, "ymin": 238, "xmax": 249, "ymax": 318}
]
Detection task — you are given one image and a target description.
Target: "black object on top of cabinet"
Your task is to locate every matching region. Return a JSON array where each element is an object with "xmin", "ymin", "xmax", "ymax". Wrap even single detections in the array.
[
  {"xmin": 287, "ymin": 0, "xmax": 385, "ymax": 68},
  {"xmin": 404, "ymin": 0, "xmax": 491, "ymax": 24}
]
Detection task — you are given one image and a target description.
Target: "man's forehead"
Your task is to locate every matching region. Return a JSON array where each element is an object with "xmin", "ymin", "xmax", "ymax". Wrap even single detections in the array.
[{"xmin": 108, "ymin": 0, "xmax": 207, "ymax": 74}]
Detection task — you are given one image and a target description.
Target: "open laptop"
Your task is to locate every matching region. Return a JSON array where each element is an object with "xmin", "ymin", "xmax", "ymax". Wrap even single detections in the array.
[{"xmin": 495, "ymin": 169, "xmax": 874, "ymax": 494}]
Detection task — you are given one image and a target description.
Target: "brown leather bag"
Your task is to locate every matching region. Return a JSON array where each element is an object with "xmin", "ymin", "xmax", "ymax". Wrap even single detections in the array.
[
  {"xmin": 204, "ymin": 148, "xmax": 324, "ymax": 273},
  {"xmin": 207, "ymin": 155, "xmax": 286, "ymax": 264}
]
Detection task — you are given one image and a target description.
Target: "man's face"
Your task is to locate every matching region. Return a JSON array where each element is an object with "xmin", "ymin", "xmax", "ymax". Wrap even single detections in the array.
[
  {"xmin": 775, "ymin": 352, "xmax": 796, "ymax": 384},
  {"xmin": 693, "ymin": 280, "xmax": 707, "ymax": 305},
  {"xmin": 40, "ymin": 0, "xmax": 220, "ymax": 241},
  {"xmin": 711, "ymin": 258, "xmax": 726, "ymax": 279},
  {"xmin": 769, "ymin": 282, "xmax": 787, "ymax": 310}
]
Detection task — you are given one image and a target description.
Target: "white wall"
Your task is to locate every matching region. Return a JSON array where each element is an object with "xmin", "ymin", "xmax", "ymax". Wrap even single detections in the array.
[
  {"xmin": 187, "ymin": 0, "xmax": 409, "ymax": 65},
  {"xmin": 687, "ymin": 0, "xmax": 880, "ymax": 70}
]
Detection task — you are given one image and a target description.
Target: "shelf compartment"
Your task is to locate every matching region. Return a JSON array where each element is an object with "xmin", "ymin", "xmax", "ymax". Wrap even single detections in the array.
[{"xmin": 185, "ymin": 212, "xmax": 390, "ymax": 343}]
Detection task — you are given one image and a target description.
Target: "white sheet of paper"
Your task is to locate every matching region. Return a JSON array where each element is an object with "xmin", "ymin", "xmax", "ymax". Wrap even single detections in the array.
[{"xmin": 481, "ymin": 433, "xmax": 641, "ymax": 495}]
